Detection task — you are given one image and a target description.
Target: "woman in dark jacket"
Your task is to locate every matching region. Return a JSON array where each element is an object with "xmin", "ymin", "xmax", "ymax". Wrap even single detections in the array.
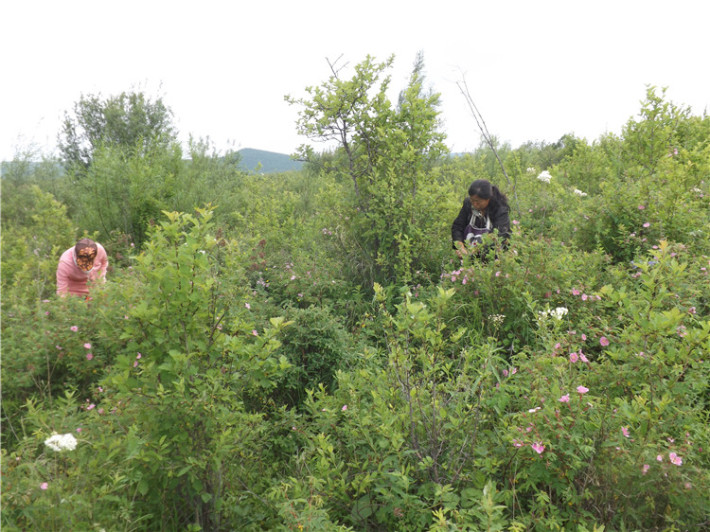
[{"xmin": 451, "ymin": 179, "xmax": 511, "ymax": 258}]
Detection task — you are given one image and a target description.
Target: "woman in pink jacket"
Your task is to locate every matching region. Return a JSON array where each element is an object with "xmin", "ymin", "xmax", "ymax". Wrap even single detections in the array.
[{"xmin": 56, "ymin": 238, "xmax": 109, "ymax": 296}]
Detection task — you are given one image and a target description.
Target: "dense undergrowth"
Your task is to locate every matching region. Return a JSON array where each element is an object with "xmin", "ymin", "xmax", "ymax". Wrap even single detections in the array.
[{"xmin": 2, "ymin": 76, "xmax": 709, "ymax": 531}]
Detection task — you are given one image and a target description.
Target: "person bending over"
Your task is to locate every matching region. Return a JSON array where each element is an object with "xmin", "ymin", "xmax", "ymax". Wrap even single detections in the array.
[
  {"xmin": 451, "ymin": 179, "xmax": 511, "ymax": 259},
  {"xmin": 56, "ymin": 238, "xmax": 108, "ymax": 296}
]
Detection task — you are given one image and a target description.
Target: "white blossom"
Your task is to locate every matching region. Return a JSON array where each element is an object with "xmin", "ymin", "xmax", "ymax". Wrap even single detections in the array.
[
  {"xmin": 44, "ymin": 433, "xmax": 78, "ymax": 452},
  {"xmin": 573, "ymin": 189, "xmax": 588, "ymax": 197},
  {"xmin": 536, "ymin": 170, "xmax": 552, "ymax": 183},
  {"xmin": 550, "ymin": 307, "xmax": 568, "ymax": 320},
  {"xmin": 538, "ymin": 307, "xmax": 568, "ymax": 320}
]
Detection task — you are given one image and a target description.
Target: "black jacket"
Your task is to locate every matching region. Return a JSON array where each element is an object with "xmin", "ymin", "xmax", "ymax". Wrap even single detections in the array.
[{"xmin": 451, "ymin": 197, "xmax": 511, "ymax": 248}]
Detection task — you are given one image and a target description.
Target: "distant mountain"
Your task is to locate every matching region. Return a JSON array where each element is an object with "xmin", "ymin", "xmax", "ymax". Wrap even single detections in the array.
[
  {"xmin": 1, "ymin": 148, "xmax": 304, "ymax": 177},
  {"xmin": 236, "ymin": 148, "xmax": 303, "ymax": 174}
]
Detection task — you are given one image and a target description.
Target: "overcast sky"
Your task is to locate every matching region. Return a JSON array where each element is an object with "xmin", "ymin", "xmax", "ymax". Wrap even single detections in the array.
[{"xmin": 2, "ymin": 0, "xmax": 709, "ymax": 162}]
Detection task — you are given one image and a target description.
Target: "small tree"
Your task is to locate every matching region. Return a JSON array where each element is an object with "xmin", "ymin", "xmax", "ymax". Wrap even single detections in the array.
[
  {"xmin": 287, "ymin": 54, "xmax": 448, "ymax": 286},
  {"xmin": 58, "ymin": 91, "xmax": 177, "ymax": 174}
]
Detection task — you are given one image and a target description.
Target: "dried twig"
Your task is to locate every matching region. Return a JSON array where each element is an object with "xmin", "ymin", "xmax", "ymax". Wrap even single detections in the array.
[{"xmin": 456, "ymin": 76, "xmax": 521, "ymax": 217}]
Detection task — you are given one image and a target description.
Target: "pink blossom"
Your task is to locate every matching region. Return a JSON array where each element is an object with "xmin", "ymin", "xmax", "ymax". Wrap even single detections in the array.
[
  {"xmin": 559, "ymin": 394, "xmax": 570, "ymax": 403},
  {"xmin": 576, "ymin": 385, "xmax": 589, "ymax": 394},
  {"xmin": 638, "ymin": 205, "xmax": 645, "ymax": 210},
  {"xmin": 341, "ymin": 404, "xmax": 348, "ymax": 411},
  {"xmin": 40, "ymin": 482, "xmax": 49, "ymax": 490},
  {"xmin": 136, "ymin": 353, "xmax": 142, "ymax": 359},
  {"xmin": 572, "ymin": 289, "xmax": 580, "ymax": 296},
  {"xmin": 513, "ymin": 220, "xmax": 520, "ymax": 225},
  {"xmin": 688, "ymin": 307, "xmax": 696, "ymax": 314},
  {"xmin": 252, "ymin": 329, "xmax": 259, "ymax": 336},
  {"xmin": 245, "ymin": 303, "xmax": 251, "ymax": 310},
  {"xmin": 621, "ymin": 427, "xmax": 630, "ymax": 438},
  {"xmin": 86, "ymin": 353, "xmax": 93, "ymax": 361},
  {"xmin": 554, "ymin": 343, "xmax": 561, "ymax": 350},
  {"xmin": 600, "ymin": 336, "xmax": 610, "ymax": 347},
  {"xmin": 86, "ymin": 403, "xmax": 95, "ymax": 411},
  {"xmin": 669, "ymin": 452, "xmax": 683, "ymax": 466},
  {"xmin": 531, "ymin": 442, "xmax": 545, "ymax": 454},
  {"xmin": 582, "ymin": 294, "xmax": 588, "ymax": 301},
  {"xmin": 512, "ymin": 439, "xmax": 523, "ymax": 447},
  {"xmin": 643, "ymin": 222, "xmax": 651, "ymax": 228},
  {"xmin": 511, "ymin": 367, "xmax": 517, "ymax": 375},
  {"xmin": 83, "ymin": 343, "xmax": 92, "ymax": 349},
  {"xmin": 70, "ymin": 326, "xmax": 78, "ymax": 332},
  {"xmin": 290, "ymin": 275, "xmax": 296, "ymax": 281},
  {"xmin": 502, "ymin": 369, "xmax": 508, "ymax": 377},
  {"xmin": 133, "ymin": 360, "xmax": 139, "ymax": 368},
  {"xmin": 581, "ymin": 334, "xmax": 587, "ymax": 341},
  {"xmin": 569, "ymin": 352, "xmax": 579, "ymax": 363},
  {"xmin": 657, "ymin": 454, "xmax": 663, "ymax": 462},
  {"xmin": 495, "ymin": 271, "xmax": 501, "ymax": 277},
  {"xmin": 642, "ymin": 464, "xmax": 650, "ymax": 475},
  {"xmin": 76, "ymin": 427, "xmax": 82, "ymax": 432}
]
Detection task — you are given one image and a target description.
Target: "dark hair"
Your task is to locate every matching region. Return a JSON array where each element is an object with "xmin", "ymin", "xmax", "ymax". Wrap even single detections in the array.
[
  {"xmin": 75, "ymin": 238, "xmax": 97, "ymax": 254},
  {"xmin": 468, "ymin": 179, "xmax": 508, "ymax": 207}
]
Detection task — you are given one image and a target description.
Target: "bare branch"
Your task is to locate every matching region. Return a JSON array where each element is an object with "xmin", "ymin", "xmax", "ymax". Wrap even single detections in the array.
[{"xmin": 456, "ymin": 76, "xmax": 521, "ymax": 217}]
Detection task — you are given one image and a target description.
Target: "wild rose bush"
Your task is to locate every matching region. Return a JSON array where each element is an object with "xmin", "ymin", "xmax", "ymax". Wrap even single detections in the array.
[
  {"xmin": 439, "ymin": 226, "xmax": 611, "ymax": 351},
  {"xmin": 3, "ymin": 83, "xmax": 710, "ymax": 530}
]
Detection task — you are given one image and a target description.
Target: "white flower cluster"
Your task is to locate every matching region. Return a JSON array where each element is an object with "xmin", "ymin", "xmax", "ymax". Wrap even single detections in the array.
[
  {"xmin": 538, "ymin": 307, "xmax": 569, "ymax": 320},
  {"xmin": 536, "ymin": 170, "xmax": 552, "ymax": 183},
  {"xmin": 573, "ymin": 189, "xmax": 588, "ymax": 197},
  {"xmin": 526, "ymin": 167, "xmax": 536, "ymax": 174},
  {"xmin": 44, "ymin": 433, "xmax": 78, "ymax": 452},
  {"xmin": 488, "ymin": 314, "xmax": 506, "ymax": 325}
]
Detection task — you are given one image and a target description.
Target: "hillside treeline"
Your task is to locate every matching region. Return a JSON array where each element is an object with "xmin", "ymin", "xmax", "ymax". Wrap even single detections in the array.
[{"xmin": 2, "ymin": 55, "xmax": 709, "ymax": 531}]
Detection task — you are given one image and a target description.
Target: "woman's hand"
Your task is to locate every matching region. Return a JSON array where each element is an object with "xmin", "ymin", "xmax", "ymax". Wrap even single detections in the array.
[{"xmin": 455, "ymin": 241, "xmax": 468, "ymax": 258}]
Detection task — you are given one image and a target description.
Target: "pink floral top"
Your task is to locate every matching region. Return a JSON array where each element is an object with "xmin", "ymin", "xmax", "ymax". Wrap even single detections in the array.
[{"xmin": 56, "ymin": 244, "xmax": 108, "ymax": 296}]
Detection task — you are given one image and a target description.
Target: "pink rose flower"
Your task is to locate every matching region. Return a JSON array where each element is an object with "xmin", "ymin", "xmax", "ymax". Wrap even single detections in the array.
[
  {"xmin": 600, "ymin": 336, "xmax": 610, "ymax": 347},
  {"xmin": 576, "ymin": 385, "xmax": 589, "ymax": 394},
  {"xmin": 669, "ymin": 452, "xmax": 683, "ymax": 466},
  {"xmin": 559, "ymin": 394, "xmax": 570, "ymax": 403},
  {"xmin": 531, "ymin": 442, "xmax": 545, "ymax": 454}
]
